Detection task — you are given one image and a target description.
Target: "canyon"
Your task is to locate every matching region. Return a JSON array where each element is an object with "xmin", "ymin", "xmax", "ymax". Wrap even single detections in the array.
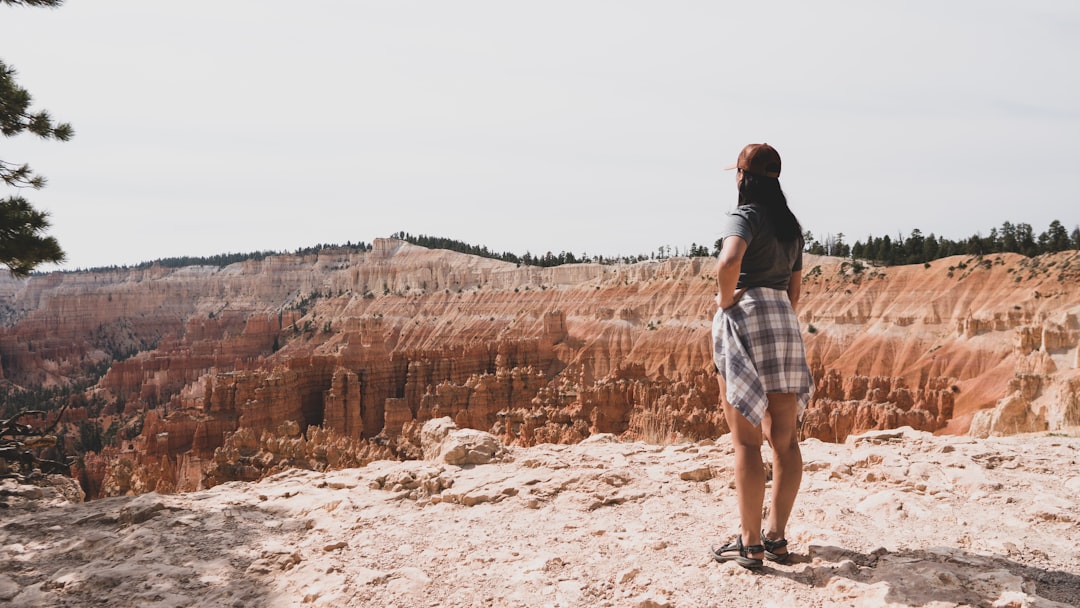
[{"xmin": 1, "ymin": 239, "xmax": 1078, "ymax": 498}]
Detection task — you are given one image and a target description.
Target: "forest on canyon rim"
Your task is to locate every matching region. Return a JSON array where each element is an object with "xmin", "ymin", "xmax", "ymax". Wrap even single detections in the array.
[{"xmin": 1, "ymin": 236, "xmax": 1079, "ymax": 500}]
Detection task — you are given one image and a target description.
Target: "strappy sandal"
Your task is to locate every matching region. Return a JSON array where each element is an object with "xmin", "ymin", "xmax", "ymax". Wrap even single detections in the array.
[
  {"xmin": 761, "ymin": 530, "xmax": 790, "ymax": 564},
  {"xmin": 711, "ymin": 535, "xmax": 764, "ymax": 569}
]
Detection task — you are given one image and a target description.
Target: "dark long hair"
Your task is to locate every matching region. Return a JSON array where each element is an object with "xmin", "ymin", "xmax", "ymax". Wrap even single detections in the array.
[{"xmin": 738, "ymin": 172, "xmax": 802, "ymax": 242}]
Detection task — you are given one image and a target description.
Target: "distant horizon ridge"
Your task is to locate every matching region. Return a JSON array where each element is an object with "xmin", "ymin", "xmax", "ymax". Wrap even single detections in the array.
[{"xmin": 38, "ymin": 219, "xmax": 1080, "ymax": 276}]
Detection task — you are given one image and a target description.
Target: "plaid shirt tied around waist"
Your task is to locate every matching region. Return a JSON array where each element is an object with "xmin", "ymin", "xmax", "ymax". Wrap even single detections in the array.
[{"xmin": 711, "ymin": 287, "xmax": 813, "ymax": 426}]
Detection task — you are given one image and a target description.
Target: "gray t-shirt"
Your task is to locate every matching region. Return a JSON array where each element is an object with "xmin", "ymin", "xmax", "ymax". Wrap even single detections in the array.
[{"xmin": 719, "ymin": 204, "xmax": 803, "ymax": 290}]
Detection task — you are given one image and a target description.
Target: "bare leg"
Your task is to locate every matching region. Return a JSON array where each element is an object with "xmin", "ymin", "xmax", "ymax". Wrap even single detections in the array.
[
  {"xmin": 717, "ymin": 374, "xmax": 765, "ymax": 558},
  {"xmin": 761, "ymin": 392, "xmax": 802, "ymax": 553}
]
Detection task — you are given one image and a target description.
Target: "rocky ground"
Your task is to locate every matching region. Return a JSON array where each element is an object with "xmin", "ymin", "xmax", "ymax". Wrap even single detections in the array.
[{"xmin": 2, "ymin": 423, "xmax": 1079, "ymax": 608}]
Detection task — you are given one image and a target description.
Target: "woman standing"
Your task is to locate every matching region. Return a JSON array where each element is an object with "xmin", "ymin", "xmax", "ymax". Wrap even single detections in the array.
[{"xmin": 710, "ymin": 143, "xmax": 813, "ymax": 569}]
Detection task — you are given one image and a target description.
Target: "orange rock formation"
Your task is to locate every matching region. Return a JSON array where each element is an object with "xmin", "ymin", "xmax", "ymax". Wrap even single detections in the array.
[{"xmin": 2, "ymin": 240, "xmax": 1078, "ymax": 497}]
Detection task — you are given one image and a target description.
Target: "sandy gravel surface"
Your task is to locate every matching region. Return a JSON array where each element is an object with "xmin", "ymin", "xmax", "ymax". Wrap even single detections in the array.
[{"xmin": 3, "ymin": 425, "xmax": 1079, "ymax": 607}]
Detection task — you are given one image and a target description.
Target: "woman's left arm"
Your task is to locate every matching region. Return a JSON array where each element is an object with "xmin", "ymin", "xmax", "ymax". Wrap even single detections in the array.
[
  {"xmin": 787, "ymin": 268, "xmax": 802, "ymax": 311},
  {"xmin": 715, "ymin": 236, "xmax": 747, "ymax": 309}
]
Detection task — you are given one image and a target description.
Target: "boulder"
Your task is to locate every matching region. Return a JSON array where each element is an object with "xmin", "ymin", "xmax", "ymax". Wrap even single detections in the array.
[{"xmin": 421, "ymin": 417, "xmax": 503, "ymax": 465}]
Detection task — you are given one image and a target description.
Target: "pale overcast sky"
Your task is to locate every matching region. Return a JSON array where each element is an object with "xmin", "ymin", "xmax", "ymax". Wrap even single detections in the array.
[{"xmin": 3, "ymin": 1, "xmax": 1078, "ymax": 269}]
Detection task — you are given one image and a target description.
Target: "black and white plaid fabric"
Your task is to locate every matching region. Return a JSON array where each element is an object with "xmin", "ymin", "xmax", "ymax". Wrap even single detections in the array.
[{"xmin": 711, "ymin": 287, "xmax": 813, "ymax": 425}]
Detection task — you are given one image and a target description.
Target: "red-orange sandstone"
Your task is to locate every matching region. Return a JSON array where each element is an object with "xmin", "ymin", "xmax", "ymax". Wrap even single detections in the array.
[{"xmin": 1, "ymin": 240, "xmax": 1077, "ymax": 496}]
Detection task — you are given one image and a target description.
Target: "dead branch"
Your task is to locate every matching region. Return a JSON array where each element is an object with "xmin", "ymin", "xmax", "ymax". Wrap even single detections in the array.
[{"xmin": 0, "ymin": 404, "xmax": 74, "ymax": 482}]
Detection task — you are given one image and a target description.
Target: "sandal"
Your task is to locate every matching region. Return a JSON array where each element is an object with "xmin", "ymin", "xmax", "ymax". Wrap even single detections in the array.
[
  {"xmin": 711, "ymin": 535, "xmax": 764, "ymax": 569},
  {"xmin": 761, "ymin": 530, "xmax": 790, "ymax": 564}
]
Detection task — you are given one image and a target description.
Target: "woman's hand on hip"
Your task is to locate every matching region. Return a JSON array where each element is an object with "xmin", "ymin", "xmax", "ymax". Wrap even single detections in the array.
[{"xmin": 716, "ymin": 287, "xmax": 748, "ymax": 310}]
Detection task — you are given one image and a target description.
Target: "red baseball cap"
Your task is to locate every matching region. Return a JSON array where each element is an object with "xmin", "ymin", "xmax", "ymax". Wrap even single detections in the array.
[{"xmin": 725, "ymin": 143, "xmax": 781, "ymax": 178}]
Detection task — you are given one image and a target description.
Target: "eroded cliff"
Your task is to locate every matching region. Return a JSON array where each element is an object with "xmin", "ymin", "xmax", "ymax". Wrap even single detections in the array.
[{"xmin": 2, "ymin": 239, "xmax": 1078, "ymax": 497}]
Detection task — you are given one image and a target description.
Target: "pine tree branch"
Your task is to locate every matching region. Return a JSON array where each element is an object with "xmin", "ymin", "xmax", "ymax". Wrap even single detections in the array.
[
  {"xmin": 0, "ymin": 60, "xmax": 75, "ymax": 141},
  {"xmin": 0, "ymin": 159, "xmax": 46, "ymax": 189},
  {"xmin": 0, "ymin": 195, "xmax": 66, "ymax": 276}
]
